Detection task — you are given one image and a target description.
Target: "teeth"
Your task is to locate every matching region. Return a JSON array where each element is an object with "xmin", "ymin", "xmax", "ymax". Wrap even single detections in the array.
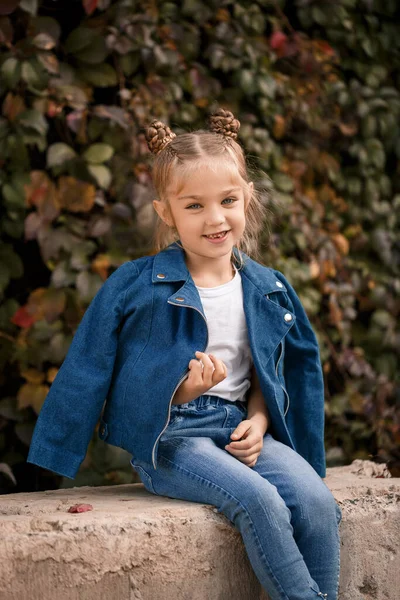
[{"xmin": 206, "ymin": 231, "xmax": 226, "ymax": 239}]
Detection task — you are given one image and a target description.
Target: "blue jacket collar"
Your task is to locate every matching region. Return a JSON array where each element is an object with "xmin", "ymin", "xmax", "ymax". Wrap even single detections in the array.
[{"xmin": 152, "ymin": 241, "xmax": 287, "ymax": 296}]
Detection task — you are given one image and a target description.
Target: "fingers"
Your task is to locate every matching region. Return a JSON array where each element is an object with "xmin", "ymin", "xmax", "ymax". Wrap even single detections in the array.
[
  {"xmin": 226, "ymin": 442, "xmax": 262, "ymax": 457},
  {"xmin": 225, "ymin": 429, "xmax": 263, "ymax": 458},
  {"xmin": 208, "ymin": 354, "xmax": 228, "ymax": 381},
  {"xmin": 225, "ymin": 442, "xmax": 260, "ymax": 466},
  {"xmin": 195, "ymin": 351, "xmax": 227, "ymax": 386},
  {"xmin": 227, "ymin": 446, "xmax": 261, "ymax": 467}
]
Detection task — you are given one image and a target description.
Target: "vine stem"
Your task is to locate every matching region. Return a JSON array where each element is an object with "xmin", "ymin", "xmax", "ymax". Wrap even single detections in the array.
[
  {"xmin": 0, "ymin": 331, "xmax": 15, "ymax": 342},
  {"xmin": 272, "ymin": 0, "xmax": 297, "ymax": 35}
]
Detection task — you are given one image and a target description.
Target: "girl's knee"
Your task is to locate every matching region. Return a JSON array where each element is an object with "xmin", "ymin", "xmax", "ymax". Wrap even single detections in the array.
[
  {"xmin": 300, "ymin": 482, "xmax": 339, "ymax": 525},
  {"xmin": 222, "ymin": 480, "xmax": 292, "ymax": 530}
]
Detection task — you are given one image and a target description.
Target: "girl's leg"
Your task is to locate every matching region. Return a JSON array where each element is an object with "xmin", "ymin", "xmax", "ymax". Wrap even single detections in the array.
[
  {"xmin": 131, "ymin": 398, "xmax": 337, "ymax": 600},
  {"xmin": 252, "ymin": 433, "xmax": 342, "ymax": 600}
]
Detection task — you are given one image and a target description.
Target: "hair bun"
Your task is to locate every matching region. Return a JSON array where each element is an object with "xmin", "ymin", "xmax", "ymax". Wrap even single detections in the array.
[
  {"xmin": 208, "ymin": 108, "xmax": 240, "ymax": 140},
  {"xmin": 145, "ymin": 120, "xmax": 176, "ymax": 155}
]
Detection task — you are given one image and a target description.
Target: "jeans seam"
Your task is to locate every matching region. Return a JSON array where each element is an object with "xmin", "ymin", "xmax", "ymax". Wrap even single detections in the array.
[
  {"xmin": 221, "ymin": 405, "xmax": 230, "ymax": 428},
  {"xmin": 335, "ymin": 518, "xmax": 341, "ymax": 599},
  {"xmin": 158, "ymin": 453, "xmax": 292, "ymax": 600}
]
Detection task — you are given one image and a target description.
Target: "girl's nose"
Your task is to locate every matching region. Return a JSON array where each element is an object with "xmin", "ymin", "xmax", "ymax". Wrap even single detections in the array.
[{"xmin": 205, "ymin": 208, "xmax": 225, "ymax": 227}]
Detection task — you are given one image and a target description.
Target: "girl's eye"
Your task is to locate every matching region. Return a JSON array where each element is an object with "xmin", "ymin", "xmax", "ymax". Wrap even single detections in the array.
[{"xmin": 185, "ymin": 197, "xmax": 237, "ymax": 209}]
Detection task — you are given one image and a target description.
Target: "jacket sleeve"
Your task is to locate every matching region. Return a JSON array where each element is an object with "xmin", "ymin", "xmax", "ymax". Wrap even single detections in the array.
[
  {"xmin": 273, "ymin": 270, "xmax": 326, "ymax": 478},
  {"xmin": 27, "ymin": 261, "xmax": 139, "ymax": 479}
]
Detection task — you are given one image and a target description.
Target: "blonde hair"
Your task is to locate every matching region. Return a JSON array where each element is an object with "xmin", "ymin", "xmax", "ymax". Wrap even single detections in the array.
[{"xmin": 145, "ymin": 109, "xmax": 269, "ymax": 268}]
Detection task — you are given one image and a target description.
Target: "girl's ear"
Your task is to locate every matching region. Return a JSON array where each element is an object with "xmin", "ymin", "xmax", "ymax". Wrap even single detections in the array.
[{"xmin": 153, "ymin": 199, "xmax": 174, "ymax": 227}]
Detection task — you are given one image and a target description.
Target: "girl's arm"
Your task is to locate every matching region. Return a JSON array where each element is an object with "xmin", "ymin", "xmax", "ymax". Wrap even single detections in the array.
[
  {"xmin": 27, "ymin": 261, "xmax": 139, "ymax": 479},
  {"xmin": 246, "ymin": 364, "xmax": 270, "ymax": 434}
]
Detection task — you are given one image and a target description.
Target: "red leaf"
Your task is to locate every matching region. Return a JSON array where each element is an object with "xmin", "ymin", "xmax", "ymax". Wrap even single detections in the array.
[
  {"xmin": 11, "ymin": 306, "xmax": 35, "ymax": 329},
  {"xmin": 270, "ymin": 31, "xmax": 288, "ymax": 51},
  {"xmin": 68, "ymin": 503, "xmax": 93, "ymax": 513},
  {"xmin": 318, "ymin": 40, "xmax": 335, "ymax": 57},
  {"xmin": 82, "ymin": 0, "xmax": 98, "ymax": 15}
]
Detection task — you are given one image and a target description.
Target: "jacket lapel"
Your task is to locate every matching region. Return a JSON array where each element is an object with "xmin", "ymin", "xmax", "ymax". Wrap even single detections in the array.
[
  {"xmin": 239, "ymin": 251, "xmax": 296, "ymax": 361},
  {"xmin": 152, "ymin": 241, "xmax": 296, "ymax": 355},
  {"xmin": 152, "ymin": 242, "xmax": 205, "ymax": 317}
]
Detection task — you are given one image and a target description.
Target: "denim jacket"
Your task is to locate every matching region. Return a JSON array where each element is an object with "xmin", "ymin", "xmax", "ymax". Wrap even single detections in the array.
[{"xmin": 27, "ymin": 242, "xmax": 326, "ymax": 479}]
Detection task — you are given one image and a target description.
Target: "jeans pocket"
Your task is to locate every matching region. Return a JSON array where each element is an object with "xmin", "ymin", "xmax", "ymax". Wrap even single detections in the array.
[
  {"xmin": 133, "ymin": 463, "xmax": 160, "ymax": 496},
  {"xmin": 222, "ymin": 401, "xmax": 247, "ymax": 428},
  {"xmin": 167, "ymin": 406, "xmax": 183, "ymax": 427}
]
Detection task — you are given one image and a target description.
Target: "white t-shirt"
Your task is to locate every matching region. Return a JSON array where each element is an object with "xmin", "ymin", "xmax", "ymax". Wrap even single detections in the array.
[{"xmin": 196, "ymin": 267, "xmax": 252, "ymax": 402}]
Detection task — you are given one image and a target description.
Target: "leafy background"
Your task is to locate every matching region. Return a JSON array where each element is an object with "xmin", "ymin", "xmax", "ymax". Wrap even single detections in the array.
[{"xmin": 0, "ymin": 0, "xmax": 399, "ymax": 493}]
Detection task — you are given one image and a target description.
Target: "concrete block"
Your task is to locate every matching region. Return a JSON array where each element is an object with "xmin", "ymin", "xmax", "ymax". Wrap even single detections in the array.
[{"xmin": 0, "ymin": 461, "xmax": 398, "ymax": 600}]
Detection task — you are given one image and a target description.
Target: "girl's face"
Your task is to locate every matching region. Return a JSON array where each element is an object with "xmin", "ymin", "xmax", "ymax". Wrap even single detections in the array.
[{"xmin": 153, "ymin": 163, "xmax": 252, "ymax": 268}]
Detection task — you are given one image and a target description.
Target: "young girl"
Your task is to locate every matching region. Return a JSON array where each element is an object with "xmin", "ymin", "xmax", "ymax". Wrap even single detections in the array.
[{"xmin": 28, "ymin": 109, "xmax": 342, "ymax": 600}]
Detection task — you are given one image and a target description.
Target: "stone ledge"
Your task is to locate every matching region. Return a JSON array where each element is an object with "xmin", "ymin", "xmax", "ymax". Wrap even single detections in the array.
[{"xmin": 0, "ymin": 462, "xmax": 399, "ymax": 600}]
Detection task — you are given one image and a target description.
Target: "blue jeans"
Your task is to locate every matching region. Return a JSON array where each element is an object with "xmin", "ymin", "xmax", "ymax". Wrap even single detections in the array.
[{"xmin": 131, "ymin": 395, "xmax": 342, "ymax": 600}]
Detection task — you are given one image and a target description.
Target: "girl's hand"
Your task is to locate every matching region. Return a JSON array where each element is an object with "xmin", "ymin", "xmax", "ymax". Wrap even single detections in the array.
[
  {"xmin": 172, "ymin": 351, "xmax": 227, "ymax": 405},
  {"xmin": 225, "ymin": 419, "xmax": 265, "ymax": 468}
]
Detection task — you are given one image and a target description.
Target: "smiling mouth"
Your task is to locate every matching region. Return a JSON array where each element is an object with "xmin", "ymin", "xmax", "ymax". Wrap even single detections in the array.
[{"xmin": 203, "ymin": 230, "xmax": 230, "ymax": 239}]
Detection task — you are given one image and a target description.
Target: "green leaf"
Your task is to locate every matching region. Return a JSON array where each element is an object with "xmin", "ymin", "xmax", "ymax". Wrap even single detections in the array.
[
  {"xmin": 119, "ymin": 53, "xmax": 140, "ymax": 77},
  {"xmin": 2, "ymin": 184, "xmax": 24, "ymax": 209},
  {"xmin": 76, "ymin": 271, "xmax": 103, "ymax": 303},
  {"xmin": 361, "ymin": 115, "xmax": 376, "ymax": 138},
  {"xmin": 30, "ymin": 320, "xmax": 63, "ymax": 344},
  {"xmin": 51, "ymin": 261, "xmax": 76, "ymax": 288},
  {"xmin": 347, "ymin": 177, "xmax": 362, "ymax": 196},
  {"xmin": 0, "ymin": 118, "xmax": 8, "ymax": 140},
  {"xmin": 32, "ymin": 32, "xmax": 56, "ymax": 50},
  {"xmin": 75, "ymin": 36, "xmax": 109, "ymax": 64},
  {"xmin": 0, "ymin": 267, "xmax": 10, "ymax": 292},
  {"xmin": 21, "ymin": 60, "xmax": 43, "ymax": 88},
  {"xmin": 17, "ymin": 109, "xmax": 48, "ymax": 136},
  {"xmin": 258, "ymin": 75, "xmax": 277, "ymax": 99},
  {"xmin": 19, "ymin": 0, "xmax": 38, "ymax": 15},
  {"xmin": 53, "ymin": 83, "xmax": 88, "ymax": 109},
  {"xmin": 311, "ymin": 5, "xmax": 328, "ymax": 25},
  {"xmin": 47, "ymin": 332, "xmax": 72, "ymax": 363},
  {"xmin": 47, "ymin": 143, "xmax": 77, "ymax": 167},
  {"xmin": 78, "ymin": 64, "xmax": 117, "ymax": 87},
  {"xmin": 65, "ymin": 27, "xmax": 96, "ymax": 54},
  {"xmin": 2, "ymin": 220, "xmax": 24, "ymax": 238},
  {"xmin": 83, "ymin": 143, "xmax": 114, "ymax": 164},
  {"xmin": 273, "ymin": 173, "xmax": 294, "ymax": 193},
  {"xmin": 0, "ymin": 397, "xmax": 23, "ymax": 421},
  {"xmin": 32, "ymin": 16, "xmax": 61, "ymax": 42},
  {"xmin": 0, "ymin": 245, "xmax": 23, "ymax": 279},
  {"xmin": 0, "ymin": 299, "xmax": 19, "ymax": 330},
  {"xmin": 15, "ymin": 423, "xmax": 35, "ymax": 446},
  {"xmin": 36, "ymin": 52, "xmax": 59, "ymax": 74},
  {"xmin": 361, "ymin": 38, "xmax": 374, "ymax": 58},
  {"xmin": 1, "ymin": 57, "xmax": 21, "ymax": 88},
  {"xmin": 21, "ymin": 132, "xmax": 47, "ymax": 151},
  {"xmin": 88, "ymin": 164, "xmax": 112, "ymax": 189}
]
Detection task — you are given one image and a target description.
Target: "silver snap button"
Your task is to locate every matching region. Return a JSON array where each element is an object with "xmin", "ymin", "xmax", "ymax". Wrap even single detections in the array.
[
  {"xmin": 175, "ymin": 297, "xmax": 185, "ymax": 302},
  {"xmin": 284, "ymin": 313, "xmax": 293, "ymax": 322},
  {"xmin": 276, "ymin": 281, "xmax": 283, "ymax": 288},
  {"xmin": 156, "ymin": 273, "xmax": 166, "ymax": 279}
]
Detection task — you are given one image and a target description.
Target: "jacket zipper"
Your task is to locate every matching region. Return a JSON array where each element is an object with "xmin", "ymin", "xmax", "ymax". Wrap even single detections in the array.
[
  {"xmin": 151, "ymin": 301, "xmax": 209, "ymax": 469},
  {"xmin": 275, "ymin": 341, "xmax": 290, "ymax": 417}
]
